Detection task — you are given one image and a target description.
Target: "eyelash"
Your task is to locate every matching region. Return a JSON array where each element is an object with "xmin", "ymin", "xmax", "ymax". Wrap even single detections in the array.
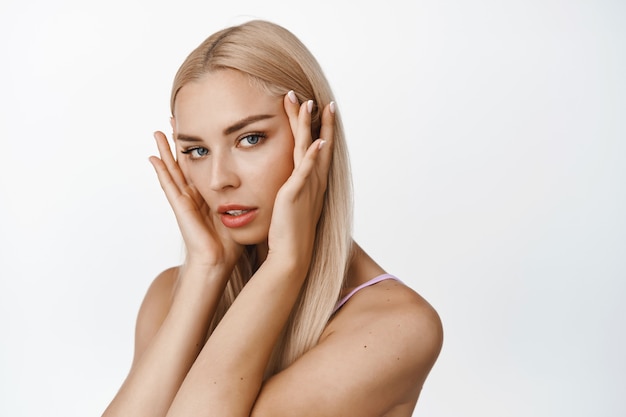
[
  {"xmin": 238, "ymin": 132, "xmax": 266, "ymax": 148},
  {"xmin": 180, "ymin": 133, "xmax": 267, "ymax": 160},
  {"xmin": 180, "ymin": 146, "xmax": 209, "ymax": 160}
]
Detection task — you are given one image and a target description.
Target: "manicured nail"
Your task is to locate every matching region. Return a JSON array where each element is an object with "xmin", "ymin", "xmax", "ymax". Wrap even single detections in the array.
[
  {"xmin": 288, "ymin": 90, "xmax": 298, "ymax": 104},
  {"xmin": 307, "ymin": 100, "xmax": 314, "ymax": 113},
  {"xmin": 329, "ymin": 101, "xmax": 336, "ymax": 114},
  {"xmin": 318, "ymin": 140, "xmax": 326, "ymax": 150}
]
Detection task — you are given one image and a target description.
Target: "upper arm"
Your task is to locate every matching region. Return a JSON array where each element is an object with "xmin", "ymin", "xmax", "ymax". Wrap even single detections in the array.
[
  {"xmin": 251, "ymin": 284, "xmax": 443, "ymax": 417},
  {"xmin": 132, "ymin": 266, "xmax": 179, "ymax": 366}
]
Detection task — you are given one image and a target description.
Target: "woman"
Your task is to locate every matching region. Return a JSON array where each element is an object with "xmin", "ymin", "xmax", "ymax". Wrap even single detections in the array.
[{"xmin": 103, "ymin": 20, "xmax": 442, "ymax": 417}]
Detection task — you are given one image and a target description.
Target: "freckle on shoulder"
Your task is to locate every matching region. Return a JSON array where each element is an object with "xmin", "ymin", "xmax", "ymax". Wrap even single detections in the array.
[
  {"xmin": 372, "ymin": 282, "xmax": 443, "ymax": 343},
  {"xmin": 358, "ymin": 280, "xmax": 443, "ymax": 366}
]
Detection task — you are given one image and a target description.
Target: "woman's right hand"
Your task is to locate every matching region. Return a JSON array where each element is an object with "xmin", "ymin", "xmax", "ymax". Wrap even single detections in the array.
[{"xmin": 149, "ymin": 131, "xmax": 243, "ymax": 273}]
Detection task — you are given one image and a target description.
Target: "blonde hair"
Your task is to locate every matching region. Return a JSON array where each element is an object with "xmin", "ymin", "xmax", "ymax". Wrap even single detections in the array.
[{"xmin": 171, "ymin": 20, "xmax": 354, "ymax": 377}]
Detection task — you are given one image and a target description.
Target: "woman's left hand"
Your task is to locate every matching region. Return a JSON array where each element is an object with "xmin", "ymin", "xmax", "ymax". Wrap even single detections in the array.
[{"xmin": 266, "ymin": 91, "xmax": 335, "ymax": 273}]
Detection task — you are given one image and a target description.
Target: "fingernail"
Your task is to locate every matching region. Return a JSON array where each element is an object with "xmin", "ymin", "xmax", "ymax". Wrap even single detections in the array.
[
  {"xmin": 288, "ymin": 90, "xmax": 298, "ymax": 104},
  {"xmin": 318, "ymin": 140, "xmax": 326, "ymax": 150},
  {"xmin": 307, "ymin": 100, "xmax": 314, "ymax": 113},
  {"xmin": 329, "ymin": 101, "xmax": 336, "ymax": 114}
]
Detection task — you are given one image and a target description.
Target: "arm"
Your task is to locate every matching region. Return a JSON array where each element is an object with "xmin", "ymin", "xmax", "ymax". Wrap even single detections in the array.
[
  {"xmin": 102, "ymin": 264, "xmax": 228, "ymax": 417},
  {"xmin": 103, "ymin": 131, "xmax": 242, "ymax": 417},
  {"xmin": 169, "ymin": 269, "xmax": 442, "ymax": 417},
  {"xmin": 167, "ymin": 257, "xmax": 307, "ymax": 416},
  {"xmin": 251, "ymin": 281, "xmax": 444, "ymax": 417}
]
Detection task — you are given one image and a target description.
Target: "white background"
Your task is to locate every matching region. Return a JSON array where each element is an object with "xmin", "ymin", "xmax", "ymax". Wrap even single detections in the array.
[{"xmin": 0, "ymin": 1, "xmax": 624, "ymax": 416}]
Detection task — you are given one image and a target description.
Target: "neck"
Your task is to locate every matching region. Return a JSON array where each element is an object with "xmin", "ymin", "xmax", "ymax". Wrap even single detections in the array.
[{"xmin": 254, "ymin": 241, "xmax": 269, "ymax": 269}]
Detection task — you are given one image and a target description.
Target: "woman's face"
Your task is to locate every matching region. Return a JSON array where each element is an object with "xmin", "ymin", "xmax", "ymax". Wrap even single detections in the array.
[{"xmin": 173, "ymin": 69, "xmax": 295, "ymax": 248}]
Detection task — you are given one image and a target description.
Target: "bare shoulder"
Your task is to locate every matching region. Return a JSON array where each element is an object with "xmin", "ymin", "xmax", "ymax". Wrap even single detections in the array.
[
  {"xmin": 253, "ymin": 278, "xmax": 443, "ymax": 417},
  {"xmin": 331, "ymin": 278, "xmax": 442, "ymax": 342},
  {"xmin": 327, "ymin": 278, "xmax": 443, "ymax": 396},
  {"xmin": 132, "ymin": 266, "xmax": 180, "ymax": 364}
]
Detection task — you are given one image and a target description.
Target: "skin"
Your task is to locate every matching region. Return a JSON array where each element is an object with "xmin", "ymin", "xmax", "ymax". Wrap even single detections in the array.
[{"xmin": 102, "ymin": 69, "xmax": 443, "ymax": 417}]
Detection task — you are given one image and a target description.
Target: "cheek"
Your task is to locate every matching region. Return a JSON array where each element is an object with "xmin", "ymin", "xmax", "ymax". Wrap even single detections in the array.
[
  {"xmin": 177, "ymin": 157, "xmax": 210, "ymax": 194},
  {"xmin": 249, "ymin": 152, "xmax": 293, "ymax": 203},
  {"xmin": 177, "ymin": 158, "xmax": 196, "ymax": 183},
  {"xmin": 265, "ymin": 148, "xmax": 294, "ymax": 187}
]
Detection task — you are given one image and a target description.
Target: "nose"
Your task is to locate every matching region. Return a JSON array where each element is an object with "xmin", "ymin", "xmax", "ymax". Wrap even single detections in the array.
[{"xmin": 209, "ymin": 153, "xmax": 240, "ymax": 191}]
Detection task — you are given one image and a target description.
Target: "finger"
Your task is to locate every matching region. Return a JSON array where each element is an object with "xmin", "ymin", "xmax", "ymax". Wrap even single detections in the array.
[
  {"xmin": 153, "ymin": 131, "xmax": 187, "ymax": 191},
  {"xmin": 289, "ymin": 138, "xmax": 326, "ymax": 190},
  {"xmin": 316, "ymin": 102, "xmax": 336, "ymax": 181},
  {"xmin": 149, "ymin": 155, "xmax": 184, "ymax": 209},
  {"xmin": 283, "ymin": 90, "xmax": 311, "ymax": 165},
  {"xmin": 283, "ymin": 90, "xmax": 300, "ymax": 133},
  {"xmin": 283, "ymin": 91, "xmax": 311, "ymax": 163},
  {"xmin": 293, "ymin": 99, "xmax": 314, "ymax": 164}
]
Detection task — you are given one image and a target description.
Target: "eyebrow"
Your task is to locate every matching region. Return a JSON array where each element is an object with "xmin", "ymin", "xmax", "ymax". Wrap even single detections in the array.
[
  {"xmin": 223, "ymin": 114, "xmax": 275, "ymax": 135},
  {"xmin": 176, "ymin": 114, "xmax": 276, "ymax": 142}
]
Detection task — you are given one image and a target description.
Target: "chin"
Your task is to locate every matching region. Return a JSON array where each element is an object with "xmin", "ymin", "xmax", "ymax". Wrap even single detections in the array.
[{"xmin": 228, "ymin": 227, "xmax": 268, "ymax": 247}]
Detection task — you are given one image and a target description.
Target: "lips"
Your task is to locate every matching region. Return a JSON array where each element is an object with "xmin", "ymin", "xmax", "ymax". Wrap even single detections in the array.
[
  {"xmin": 218, "ymin": 204, "xmax": 258, "ymax": 228},
  {"xmin": 224, "ymin": 209, "xmax": 250, "ymax": 216}
]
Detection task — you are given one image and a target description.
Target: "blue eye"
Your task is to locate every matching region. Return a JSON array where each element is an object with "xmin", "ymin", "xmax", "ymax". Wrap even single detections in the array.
[
  {"xmin": 239, "ymin": 133, "xmax": 266, "ymax": 148},
  {"xmin": 181, "ymin": 147, "xmax": 209, "ymax": 159}
]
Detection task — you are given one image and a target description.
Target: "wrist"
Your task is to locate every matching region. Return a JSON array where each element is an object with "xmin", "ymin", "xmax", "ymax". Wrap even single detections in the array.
[
  {"xmin": 184, "ymin": 250, "xmax": 238, "ymax": 271},
  {"xmin": 179, "ymin": 260, "xmax": 232, "ymax": 286},
  {"xmin": 263, "ymin": 252, "xmax": 310, "ymax": 283}
]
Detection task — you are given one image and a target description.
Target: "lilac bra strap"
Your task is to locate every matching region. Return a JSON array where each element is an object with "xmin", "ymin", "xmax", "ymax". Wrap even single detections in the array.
[{"xmin": 332, "ymin": 273, "xmax": 401, "ymax": 315}]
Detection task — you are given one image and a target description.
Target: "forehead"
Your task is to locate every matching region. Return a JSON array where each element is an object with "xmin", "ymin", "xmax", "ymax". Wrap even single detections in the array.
[{"xmin": 173, "ymin": 70, "xmax": 282, "ymax": 133}]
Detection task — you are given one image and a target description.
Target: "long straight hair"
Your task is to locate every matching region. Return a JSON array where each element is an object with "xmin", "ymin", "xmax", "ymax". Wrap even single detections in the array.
[{"xmin": 170, "ymin": 20, "xmax": 354, "ymax": 377}]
